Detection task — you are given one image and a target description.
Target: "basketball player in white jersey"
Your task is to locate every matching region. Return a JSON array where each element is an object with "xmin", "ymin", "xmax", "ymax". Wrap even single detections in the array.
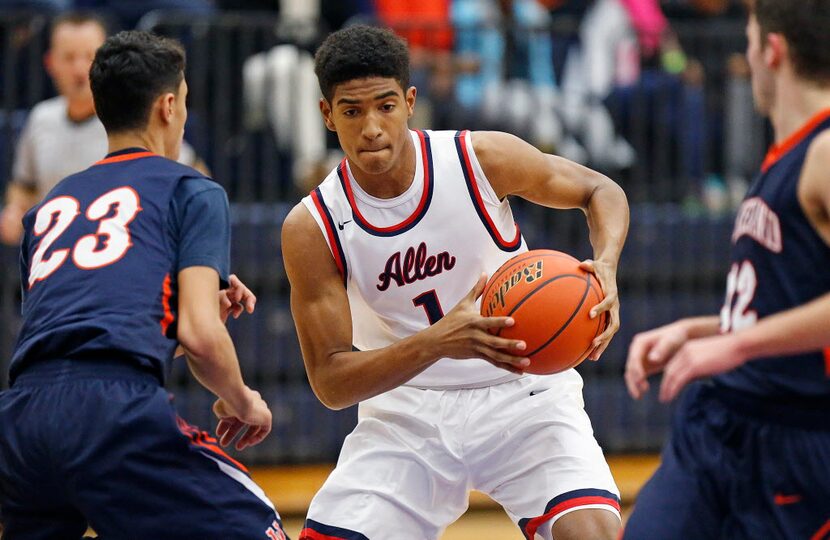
[{"xmin": 282, "ymin": 25, "xmax": 629, "ymax": 540}]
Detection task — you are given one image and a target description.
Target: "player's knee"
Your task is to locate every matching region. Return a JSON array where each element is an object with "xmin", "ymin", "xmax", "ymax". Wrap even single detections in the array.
[{"xmin": 551, "ymin": 509, "xmax": 621, "ymax": 540}]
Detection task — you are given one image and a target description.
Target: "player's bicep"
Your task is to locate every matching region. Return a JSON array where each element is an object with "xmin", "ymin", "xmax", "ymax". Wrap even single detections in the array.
[
  {"xmin": 281, "ymin": 204, "xmax": 353, "ymax": 374},
  {"xmin": 177, "ymin": 266, "xmax": 223, "ymax": 350},
  {"xmin": 472, "ymin": 131, "xmax": 599, "ymax": 209}
]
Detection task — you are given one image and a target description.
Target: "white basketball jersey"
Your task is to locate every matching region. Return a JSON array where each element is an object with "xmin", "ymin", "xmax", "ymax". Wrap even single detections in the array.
[{"xmin": 301, "ymin": 129, "xmax": 528, "ymax": 389}]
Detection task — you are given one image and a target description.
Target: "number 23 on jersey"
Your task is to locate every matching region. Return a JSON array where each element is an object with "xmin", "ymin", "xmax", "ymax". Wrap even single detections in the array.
[{"xmin": 28, "ymin": 187, "xmax": 142, "ymax": 288}]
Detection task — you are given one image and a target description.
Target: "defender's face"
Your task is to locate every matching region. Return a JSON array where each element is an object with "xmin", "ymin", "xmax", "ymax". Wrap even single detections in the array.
[
  {"xmin": 746, "ymin": 15, "xmax": 774, "ymax": 115},
  {"xmin": 321, "ymin": 77, "xmax": 416, "ymax": 176},
  {"xmin": 47, "ymin": 22, "xmax": 105, "ymax": 105}
]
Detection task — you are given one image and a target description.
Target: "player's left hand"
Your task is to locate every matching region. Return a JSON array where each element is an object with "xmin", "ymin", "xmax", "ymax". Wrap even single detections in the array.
[
  {"xmin": 579, "ymin": 259, "xmax": 620, "ymax": 361},
  {"xmin": 659, "ymin": 334, "xmax": 746, "ymax": 402},
  {"xmin": 220, "ymin": 274, "xmax": 256, "ymax": 323}
]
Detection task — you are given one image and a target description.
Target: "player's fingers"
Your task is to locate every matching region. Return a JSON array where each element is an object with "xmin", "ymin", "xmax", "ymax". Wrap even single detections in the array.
[
  {"xmin": 624, "ymin": 366, "xmax": 648, "ymax": 399},
  {"xmin": 231, "ymin": 303, "xmax": 244, "ymax": 319},
  {"xmin": 660, "ymin": 359, "xmax": 689, "ymax": 403},
  {"xmin": 478, "ymin": 316, "xmax": 515, "ymax": 330},
  {"xmin": 589, "ymin": 294, "xmax": 617, "ymax": 319},
  {"xmin": 219, "ymin": 418, "xmax": 246, "ymax": 447},
  {"xmin": 480, "ymin": 347, "xmax": 530, "ymax": 370},
  {"xmin": 578, "ymin": 259, "xmax": 595, "ymax": 273},
  {"xmin": 243, "ymin": 290, "xmax": 257, "ymax": 313},
  {"xmin": 484, "ymin": 359, "xmax": 527, "ymax": 375},
  {"xmin": 465, "ymin": 273, "xmax": 488, "ymax": 302},
  {"xmin": 484, "ymin": 335, "xmax": 526, "ymax": 353}
]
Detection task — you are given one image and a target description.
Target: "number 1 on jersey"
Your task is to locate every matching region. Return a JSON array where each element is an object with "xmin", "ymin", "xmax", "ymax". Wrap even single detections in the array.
[{"xmin": 413, "ymin": 289, "xmax": 445, "ymax": 325}]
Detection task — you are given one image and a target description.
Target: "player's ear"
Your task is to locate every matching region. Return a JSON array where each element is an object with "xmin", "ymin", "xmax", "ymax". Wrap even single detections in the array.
[
  {"xmin": 319, "ymin": 98, "xmax": 336, "ymax": 132},
  {"xmin": 160, "ymin": 92, "xmax": 176, "ymax": 124},
  {"xmin": 405, "ymin": 86, "xmax": 417, "ymax": 119},
  {"xmin": 764, "ymin": 32, "xmax": 785, "ymax": 70}
]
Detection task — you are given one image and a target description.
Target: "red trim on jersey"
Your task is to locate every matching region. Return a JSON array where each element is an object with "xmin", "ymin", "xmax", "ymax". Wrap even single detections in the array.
[
  {"xmin": 761, "ymin": 108, "xmax": 830, "ymax": 173},
  {"xmin": 340, "ymin": 130, "xmax": 431, "ymax": 233},
  {"xmin": 457, "ymin": 130, "xmax": 521, "ymax": 249},
  {"xmin": 522, "ymin": 496, "xmax": 621, "ymax": 539},
  {"xmin": 175, "ymin": 416, "xmax": 249, "ymax": 473},
  {"xmin": 160, "ymin": 273, "xmax": 175, "ymax": 336},
  {"xmin": 94, "ymin": 151, "xmax": 156, "ymax": 165},
  {"xmin": 824, "ymin": 348, "xmax": 830, "ymax": 378},
  {"xmin": 299, "ymin": 528, "xmax": 350, "ymax": 540},
  {"xmin": 310, "ymin": 190, "xmax": 346, "ymax": 282},
  {"xmin": 811, "ymin": 518, "xmax": 830, "ymax": 540}
]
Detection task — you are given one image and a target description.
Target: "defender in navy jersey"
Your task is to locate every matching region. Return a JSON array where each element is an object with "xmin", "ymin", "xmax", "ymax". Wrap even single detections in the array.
[
  {"xmin": 624, "ymin": 1, "xmax": 830, "ymax": 538},
  {"xmin": 283, "ymin": 26, "xmax": 629, "ymax": 540},
  {"xmin": 0, "ymin": 31, "xmax": 287, "ymax": 539}
]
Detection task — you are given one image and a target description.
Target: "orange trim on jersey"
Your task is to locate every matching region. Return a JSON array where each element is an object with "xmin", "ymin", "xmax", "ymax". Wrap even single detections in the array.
[
  {"xmin": 457, "ymin": 130, "xmax": 521, "ymax": 249},
  {"xmin": 761, "ymin": 108, "xmax": 830, "ymax": 173},
  {"xmin": 160, "ymin": 273, "xmax": 174, "ymax": 336},
  {"xmin": 94, "ymin": 151, "xmax": 156, "ymax": 165},
  {"xmin": 340, "ymin": 130, "xmax": 431, "ymax": 233},
  {"xmin": 811, "ymin": 518, "xmax": 830, "ymax": 540},
  {"xmin": 310, "ymin": 189, "xmax": 346, "ymax": 283},
  {"xmin": 175, "ymin": 416, "xmax": 249, "ymax": 473},
  {"xmin": 299, "ymin": 528, "xmax": 349, "ymax": 540},
  {"xmin": 522, "ymin": 496, "xmax": 621, "ymax": 539}
]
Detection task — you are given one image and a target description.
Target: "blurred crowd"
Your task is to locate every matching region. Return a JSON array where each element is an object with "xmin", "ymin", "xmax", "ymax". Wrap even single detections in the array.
[{"xmin": 0, "ymin": 0, "xmax": 764, "ymax": 214}]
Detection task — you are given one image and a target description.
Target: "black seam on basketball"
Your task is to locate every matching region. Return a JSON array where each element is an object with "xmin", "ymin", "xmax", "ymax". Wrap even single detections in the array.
[
  {"xmin": 525, "ymin": 274, "xmax": 591, "ymax": 357},
  {"xmin": 484, "ymin": 252, "xmax": 580, "ymax": 316},
  {"xmin": 493, "ymin": 273, "xmax": 586, "ymax": 337}
]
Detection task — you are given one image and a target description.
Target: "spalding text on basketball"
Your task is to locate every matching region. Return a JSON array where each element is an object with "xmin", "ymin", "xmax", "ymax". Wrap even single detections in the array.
[
  {"xmin": 377, "ymin": 242, "xmax": 457, "ymax": 291},
  {"xmin": 485, "ymin": 260, "xmax": 544, "ymax": 314}
]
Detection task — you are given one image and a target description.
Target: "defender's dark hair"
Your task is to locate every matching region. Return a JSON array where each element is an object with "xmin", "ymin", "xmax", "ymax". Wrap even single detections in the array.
[
  {"xmin": 314, "ymin": 25, "xmax": 410, "ymax": 102},
  {"xmin": 90, "ymin": 31, "xmax": 185, "ymax": 133},
  {"xmin": 752, "ymin": 0, "xmax": 830, "ymax": 85},
  {"xmin": 50, "ymin": 11, "xmax": 109, "ymax": 39}
]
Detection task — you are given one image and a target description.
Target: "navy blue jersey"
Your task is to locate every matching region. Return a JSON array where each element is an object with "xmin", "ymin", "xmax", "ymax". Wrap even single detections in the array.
[
  {"xmin": 9, "ymin": 148, "xmax": 230, "ymax": 385},
  {"xmin": 715, "ymin": 110, "xmax": 830, "ymax": 398}
]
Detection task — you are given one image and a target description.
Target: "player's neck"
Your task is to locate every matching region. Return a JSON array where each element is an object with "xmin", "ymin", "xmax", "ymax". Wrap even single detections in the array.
[
  {"xmin": 349, "ymin": 134, "xmax": 417, "ymax": 199},
  {"xmin": 65, "ymin": 97, "xmax": 96, "ymax": 123},
  {"xmin": 106, "ymin": 131, "xmax": 161, "ymax": 157},
  {"xmin": 770, "ymin": 77, "xmax": 830, "ymax": 144}
]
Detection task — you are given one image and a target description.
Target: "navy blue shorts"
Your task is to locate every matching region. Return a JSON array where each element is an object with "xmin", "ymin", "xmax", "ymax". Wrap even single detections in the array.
[
  {"xmin": 0, "ymin": 360, "xmax": 289, "ymax": 540},
  {"xmin": 624, "ymin": 382, "xmax": 830, "ymax": 540}
]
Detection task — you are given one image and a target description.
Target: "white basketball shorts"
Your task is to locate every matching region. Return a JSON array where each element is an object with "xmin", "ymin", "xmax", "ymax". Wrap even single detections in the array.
[{"xmin": 301, "ymin": 370, "xmax": 620, "ymax": 540}]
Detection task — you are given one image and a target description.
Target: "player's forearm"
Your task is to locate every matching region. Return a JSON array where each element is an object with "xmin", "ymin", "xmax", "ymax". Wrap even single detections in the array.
[
  {"xmin": 732, "ymin": 293, "xmax": 830, "ymax": 361},
  {"xmin": 680, "ymin": 316, "xmax": 722, "ymax": 339},
  {"xmin": 181, "ymin": 325, "xmax": 249, "ymax": 411},
  {"xmin": 307, "ymin": 333, "xmax": 438, "ymax": 410},
  {"xmin": 585, "ymin": 179, "xmax": 629, "ymax": 265}
]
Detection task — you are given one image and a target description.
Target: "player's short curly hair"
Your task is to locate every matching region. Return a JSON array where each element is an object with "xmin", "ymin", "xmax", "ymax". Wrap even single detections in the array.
[
  {"xmin": 752, "ymin": 0, "xmax": 830, "ymax": 86},
  {"xmin": 314, "ymin": 25, "xmax": 410, "ymax": 102},
  {"xmin": 90, "ymin": 31, "xmax": 185, "ymax": 133}
]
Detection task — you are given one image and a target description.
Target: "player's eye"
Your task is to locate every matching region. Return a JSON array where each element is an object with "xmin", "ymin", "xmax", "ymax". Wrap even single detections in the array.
[
  {"xmin": 343, "ymin": 109, "xmax": 358, "ymax": 117},
  {"xmin": 381, "ymin": 103, "xmax": 395, "ymax": 112}
]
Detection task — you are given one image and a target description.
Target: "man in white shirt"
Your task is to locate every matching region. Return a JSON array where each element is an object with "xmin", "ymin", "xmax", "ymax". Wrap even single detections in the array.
[{"xmin": 0, "ymin": 12, "xmax": 206, "ymax": 245}]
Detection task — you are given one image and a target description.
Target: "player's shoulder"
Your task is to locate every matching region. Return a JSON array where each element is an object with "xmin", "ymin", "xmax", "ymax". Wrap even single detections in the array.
[{"xmin": 805, "ymin": 127, "xmax": 830, "ymax": 162}]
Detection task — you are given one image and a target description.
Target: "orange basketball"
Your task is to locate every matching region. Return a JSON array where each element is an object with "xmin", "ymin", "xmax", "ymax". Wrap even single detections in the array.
[{"xmin": 480, "ymin": 249, "xmax": 606, "ymax": 374}]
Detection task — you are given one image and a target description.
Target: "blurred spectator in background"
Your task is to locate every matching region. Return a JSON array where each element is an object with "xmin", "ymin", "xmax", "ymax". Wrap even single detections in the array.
[
  {"xmin": 0, "ymin": 11, "xmax": 207, "ymax": 245},
  {"xmin": 453, "ymin": 0, "xmax": 571, "ymax": 155}
]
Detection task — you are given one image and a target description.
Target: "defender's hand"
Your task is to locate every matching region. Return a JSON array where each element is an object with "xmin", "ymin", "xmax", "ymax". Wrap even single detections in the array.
[
  {"xmin": 220, "ymin": 274, "xmax": 257, "ymax": 323},
  {"xmin": 213, "ymin": 387, "xmax": 272, "ymax": 450},
  {"xmin": 424, "ymin": 274, "xmax": 530, "ymax": 374},
  {"xmin": 659, "ymin": 335, "xmax": 746, "ymax": 403},
  {"xmin": 625, "ymin": 321, "xmax": 690, "ymax": 399},
  {"xmin": 579, "ymin": 259, "xmax": 619, "ymax": 361}
]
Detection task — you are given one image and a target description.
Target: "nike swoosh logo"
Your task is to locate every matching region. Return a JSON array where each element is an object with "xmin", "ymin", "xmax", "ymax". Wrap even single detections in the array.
[
  {"xmin": 337, "ymin": 219, "xmax": 352, "ymax": 230},
  {"xmin": 774, "ymin": 493, "xmax": 802, "ymax": 505}
]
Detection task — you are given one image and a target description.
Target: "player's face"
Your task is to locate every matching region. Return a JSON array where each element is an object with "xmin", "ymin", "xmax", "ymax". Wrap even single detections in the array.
[
  {"xmin": 46, "ymin": 22, "xmax": 105, "ymax": 106},
  {"xmin": 746, "ymin": 15, "xmax": 775, "ymax": 115},
  {"xmin": 321, "ymin": 77, "xmax": 416, "ymax": 176}
]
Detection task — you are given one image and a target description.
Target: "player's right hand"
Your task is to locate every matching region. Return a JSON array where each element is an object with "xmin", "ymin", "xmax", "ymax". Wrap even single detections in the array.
[
  {"xmin": 425, "ymin": 273, "xmax": 531, "ymax": 375},
  {"xmin": 213, "ymin": 387, "xmax": 272, "ymax": 451},
  {"xmin": 625, "ymin": 320, "xmax": 691, "ymax": 399}
]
